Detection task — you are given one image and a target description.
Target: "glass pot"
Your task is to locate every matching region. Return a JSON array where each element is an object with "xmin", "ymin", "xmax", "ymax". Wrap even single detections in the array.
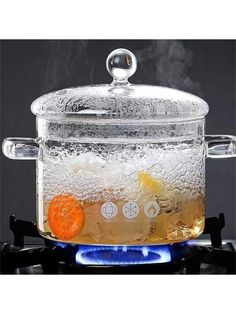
[{"xmin": 2, "ymin": 49, "xmax": 236, "ymax": 246}]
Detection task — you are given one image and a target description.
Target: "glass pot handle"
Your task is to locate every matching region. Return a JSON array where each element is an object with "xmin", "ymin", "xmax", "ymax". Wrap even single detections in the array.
[
  {"xmin": 205, "ymin": 135, "xmax": 236, "ymax": 158},
  {"xmin": 2, "ymin": 137, "xmax": 39, "ymax": 160}
]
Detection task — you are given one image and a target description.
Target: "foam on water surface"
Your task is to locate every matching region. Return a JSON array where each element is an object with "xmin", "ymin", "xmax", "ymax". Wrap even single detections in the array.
[{"xmin": 40, "ymin": 143, "xmax": 205, "ymax": 203}]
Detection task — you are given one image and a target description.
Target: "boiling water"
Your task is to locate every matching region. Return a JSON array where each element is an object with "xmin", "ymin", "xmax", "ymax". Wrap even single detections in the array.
[{"xmin": 37, "ymin": 141, "xmax": 205, "ymax": 245}]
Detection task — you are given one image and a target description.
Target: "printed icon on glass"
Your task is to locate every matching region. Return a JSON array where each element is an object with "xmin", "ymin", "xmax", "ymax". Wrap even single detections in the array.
[
  {"xmin": 122, "ymin": 201, "xmax": 139, "ymax": 219},
  {"xmin": 101, "ymin": 202, "xmax": 118, "ymax": 219},
  {"xmin": 144, "ymin": 200, "xmax": 160, "ymax": 218}
]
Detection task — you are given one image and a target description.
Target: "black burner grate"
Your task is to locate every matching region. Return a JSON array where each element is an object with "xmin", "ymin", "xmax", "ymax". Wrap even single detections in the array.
[{"xmin": 0, "ymin": 213, "xmax": 235, "ymax": 274}]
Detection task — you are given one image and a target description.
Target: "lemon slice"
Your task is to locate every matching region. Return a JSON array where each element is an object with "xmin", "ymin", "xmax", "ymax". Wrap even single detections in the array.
[{"xmin": 138, "ymin": 171, "xmax": 164, "ymax": 197}]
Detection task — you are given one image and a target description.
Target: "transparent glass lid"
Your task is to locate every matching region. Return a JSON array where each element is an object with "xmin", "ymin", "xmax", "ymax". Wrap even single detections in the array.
[{"xmin": 31, "ymin": 48, "xmax": 209, "ymax": 122}]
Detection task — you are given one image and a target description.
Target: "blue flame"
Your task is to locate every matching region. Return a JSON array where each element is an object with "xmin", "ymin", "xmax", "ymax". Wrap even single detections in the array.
[
  {"xmin": 187, "ymin": 240, "xmax": 196, "ymax": 246},
  {"xmin": 51, "ymin": 241, "xmax": 192, "ymax": 265},
  {"xmin": 75, "ymin": 245, "xmax": 171, "ymax": 265},
  {"xmin": 52, "ymin": 242, "xmax": 68, "ymax": 249}
]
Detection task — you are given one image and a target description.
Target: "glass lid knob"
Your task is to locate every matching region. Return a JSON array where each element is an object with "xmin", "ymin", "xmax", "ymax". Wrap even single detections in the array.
[{"xmin": 106, "ymin": 48, "xmax": 137, "ymax": 85}]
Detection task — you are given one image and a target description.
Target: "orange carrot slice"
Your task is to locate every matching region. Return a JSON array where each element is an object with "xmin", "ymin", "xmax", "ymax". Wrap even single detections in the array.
[{"xmin": 48, "ymin": 194, "xmax": 84, "ymax": 241}]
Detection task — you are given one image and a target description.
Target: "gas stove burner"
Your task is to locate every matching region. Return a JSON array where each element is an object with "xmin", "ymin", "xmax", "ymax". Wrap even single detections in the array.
[
  {"xmin": 1, "ymin": 213, "xmax": 235, "ymax": 274},
  {"xmin": 75, "ymin": 245, "xmax": 171, "ymax": 265},
  {"xmin": 51, "ymin": 241, "xmax": 193, "ymax": 265}
]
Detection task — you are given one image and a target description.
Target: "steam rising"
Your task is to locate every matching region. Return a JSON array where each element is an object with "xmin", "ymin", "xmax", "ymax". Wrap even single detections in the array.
[
  {"xmin": 135, "ymin": 40, "xmax": 201, "ymax": 93},
  {"xmin": 44, "ymin": 40, "xmax": 93, "ymax": 91},
  {"xmin": 43, "ymin": 40, "xmax": 200, "ymax": 95}
]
